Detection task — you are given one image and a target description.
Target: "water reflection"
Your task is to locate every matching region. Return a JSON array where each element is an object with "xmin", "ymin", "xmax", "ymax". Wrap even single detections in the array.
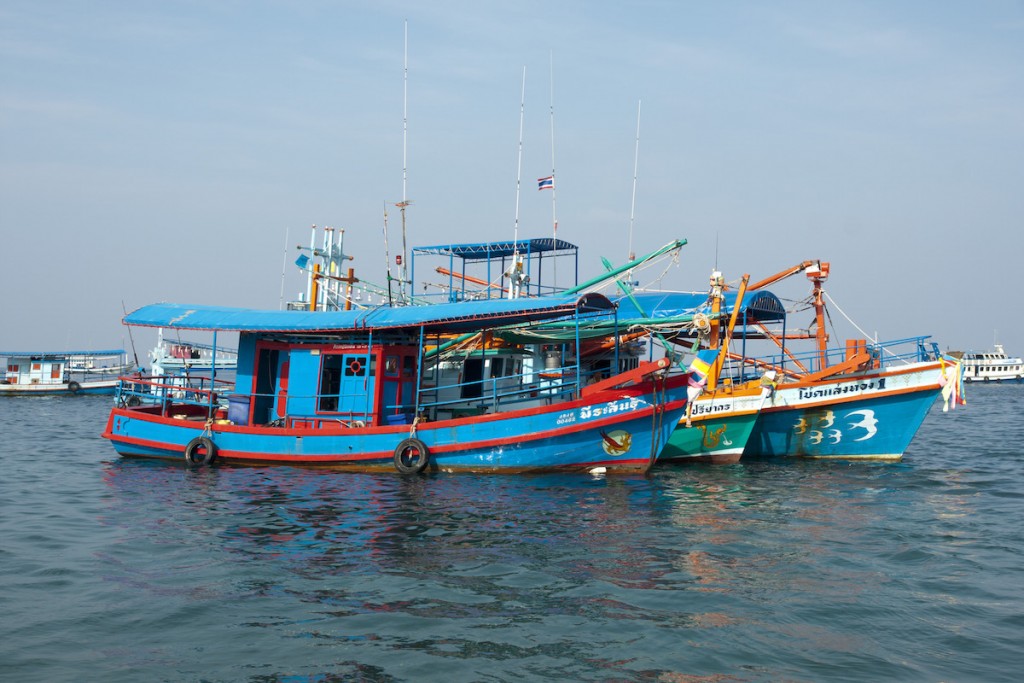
[{"xmin": 95, "ymin": 438, "xmax": 1009, "ymax": 682}]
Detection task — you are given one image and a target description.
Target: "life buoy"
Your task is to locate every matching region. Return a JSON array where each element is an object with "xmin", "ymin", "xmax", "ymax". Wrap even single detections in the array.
[
  {"xmin": 348, "ymin": 359, "xmax": 363, "ymax": 375},
  {"xmin": 67, "ymin": 381, "xmax": 82, "ymax": 394},
  {"xmin": 393, "ymin": 437, "xmax": 429, "ymax": 474},
  {"xmin": 184, "ymin": 436, "xmax": 216, "ymax": 467}
]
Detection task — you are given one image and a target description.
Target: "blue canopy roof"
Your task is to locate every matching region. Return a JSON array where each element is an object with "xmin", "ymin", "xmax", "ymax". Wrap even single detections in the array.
[
  {"xmin": 123, "ymin": 294, "xmax": 613, "ymax": 334},
  {"xmin": 614, "ymin": 290, "xmax": 786, "ymax": 322}
]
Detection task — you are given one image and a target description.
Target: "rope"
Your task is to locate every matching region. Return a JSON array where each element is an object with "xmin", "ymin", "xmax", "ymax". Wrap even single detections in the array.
[
  {"xmin": 823, "ymin": 291, "xmax": 907, "ymax": 363},
  {"xmin": 648, "ymin": 373, "xmax": 668, "ymax": 470}
]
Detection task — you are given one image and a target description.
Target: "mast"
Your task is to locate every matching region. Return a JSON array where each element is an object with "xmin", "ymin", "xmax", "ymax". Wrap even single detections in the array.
[
  {"xmin": 397, "ymin": 19, "xmax": 411, "ymax": 303},
  {"xmin": 305, "ymin": 225, "xmax": 316, "ymax": 306},
  {"xmin": 278, "ymin": 227, "xmax": 289, "ymax": 310},
  {"xmin": 509, "ymin": 66, "xmax": 526, "ymax": 300},
  {"xmin": 548, "ymin": 52, "xmax": 559, "ymax": 289},
  {"xmin": 627, "ymin": 99, "xmax": 641, "ymax": 263},
  {"xmin": 382, "ymin": 201, "xmax": 394, "ymax": 305},
  {"xmin": 807, "ymin": 262, "xmax": 831, "ymax": 370}
]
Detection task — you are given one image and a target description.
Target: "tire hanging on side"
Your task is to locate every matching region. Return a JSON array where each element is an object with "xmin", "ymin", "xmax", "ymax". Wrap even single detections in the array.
[
  {"xmin": 393, "ymin": 437, "xmax": 429, "ymax": 474},
  {"xmin": 184, "ymin": 436, "xmax": 216, "ymax": 467}
]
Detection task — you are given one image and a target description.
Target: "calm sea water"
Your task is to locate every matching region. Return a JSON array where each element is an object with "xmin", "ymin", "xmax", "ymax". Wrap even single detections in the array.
[{"xmin": 1, "ymin": 387, "xmax": 1022, "ymax": 682}]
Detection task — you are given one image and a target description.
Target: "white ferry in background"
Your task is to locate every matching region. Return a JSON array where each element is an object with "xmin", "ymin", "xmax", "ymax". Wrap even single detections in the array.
[{"xmin": 950, "ymin": 344, "xmax": 1024, "ymax": 383}]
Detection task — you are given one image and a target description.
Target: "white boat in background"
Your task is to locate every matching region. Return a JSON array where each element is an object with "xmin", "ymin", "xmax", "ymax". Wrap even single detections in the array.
[
  {"xmin": 951, "ymin": 344, "xmax": 1024, "ymax": 383},
  {"xmin": 149, "ymin": 330, "xmax": 238, "ymax": 377},
  {"xmin": 118, "ymin": 331, "xmax": 239, "ymax": 407},
  {"xmin": 1, "ymin": 349, "xmax": 133, "ymax": 396}
]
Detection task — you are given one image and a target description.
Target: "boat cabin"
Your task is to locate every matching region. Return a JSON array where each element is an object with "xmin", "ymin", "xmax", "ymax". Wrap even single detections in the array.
[{"xmin": 3, "ymin": 353, "xmax": 67, "ymax": 386}]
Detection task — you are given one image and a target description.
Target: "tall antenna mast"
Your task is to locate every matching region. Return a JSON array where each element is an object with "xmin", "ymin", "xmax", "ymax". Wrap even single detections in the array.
[
  {"xmin": 397, "ymin": 19, "xmax": 411, "ymax": 302},
  {"xmin": 627, "ymin": 99, "xmax": 642, "ymax": 262},
  {"xmin": 548, "ymin": 52, "xmax": 559, "ymax": 289},
  {"xmin": 513, "ymin": 66, "xmax": 526, "ymax": 246},
  {"xmin": 508, "ymin": 66, "xmax": 526, "ymax": 300},
  {"xmin": 279, "ymin": 227, "xmax": 289, "ymax": 310}
]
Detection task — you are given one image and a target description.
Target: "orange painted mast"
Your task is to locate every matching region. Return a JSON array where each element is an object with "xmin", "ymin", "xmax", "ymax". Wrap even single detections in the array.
[
  {"xmin": 339, "ymin": 267, "xmax": 359, "ymax": 311},
  {"xmin": 708, "ymin": 270, "xmax": 724, "ymax": 350},
  {"xmin": 708, "ymin": 274, "xmax": 749, "ymax": 390},
  {"xmin": 308, "ymin": 263, "xmax": 321, "ymax": 312},
  {"xmin": 748, "ymin": 260, "xmax": 817, "ymax": 291},
  {"xmin": 806, "ymin": 261, "xmax": 831, "ymax": 370}
]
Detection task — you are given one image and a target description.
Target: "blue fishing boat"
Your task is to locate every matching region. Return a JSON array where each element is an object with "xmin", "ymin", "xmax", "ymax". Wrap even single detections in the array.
[
  {"xmin": 103, "ymin": 294, "xmax": 690, "ymax": 473},
  {"xmin": 703, "ymin": 262, "xmax": 964, "ymax": 460},
  {"xmin": 1, "ymin": 349, "xmax": 133, "ymax": 396}
]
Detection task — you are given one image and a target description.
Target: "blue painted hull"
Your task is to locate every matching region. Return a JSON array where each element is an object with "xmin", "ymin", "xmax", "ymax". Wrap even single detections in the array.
[
  {"xmin": 744, "ymin": 361, "xmax": 945, "ymax": 460},
  {"xmin": 104, "ymin": 376, "xmax": 689, "ymax": 474}
]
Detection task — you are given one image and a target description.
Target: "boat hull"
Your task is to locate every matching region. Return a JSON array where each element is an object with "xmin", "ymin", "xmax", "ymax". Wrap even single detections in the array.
[
  {"xmin": 744, "ymin": 361, "xmax": 945, "ymax": 460},
  {"xmin": 0, "ymin": 380, "xmax": 118, "ymax": 396},
  {"xmin": 661, "ymin": 389, "xmax": 764, "ymax": 464},
  {"xmin": 963, "ymin": 375, "xmax": 1023, "ymax": 383},
  {"xmin": 103, "ymin": 376, "xmax": 689, "ymax": 474}
]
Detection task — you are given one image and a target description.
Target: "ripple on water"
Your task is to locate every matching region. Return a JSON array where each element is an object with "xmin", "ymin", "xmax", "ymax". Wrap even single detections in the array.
[{"xmin": 2, "ymin": 392, "xmax": 1024, "ymax": 681}]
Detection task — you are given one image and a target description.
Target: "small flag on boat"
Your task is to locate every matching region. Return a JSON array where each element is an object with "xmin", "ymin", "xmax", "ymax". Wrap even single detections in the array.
[
  {"xmin": 538, "ymin": 176, "xmax": 554, "ymax": 191},
  {"xmin": 687, "ymin": 348, "xmax": 720, "ymax": 388},
  {"xmin": 295, "ymin": 254, "xmax": 310, "ymax": 269}
]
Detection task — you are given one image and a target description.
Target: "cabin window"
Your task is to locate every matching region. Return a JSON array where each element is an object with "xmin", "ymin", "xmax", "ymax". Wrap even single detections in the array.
[
  {"xmin": 345, "ymin": 357, "xmax": 367, "ymax": 377},
  {"xmin": 403, "ymin": 354, "xmax": 416, "ymax": 378},
  {"xmin": 51, "ymin": 365, "xmax": 61, "ymax": 379},
  {"xmin": 384, "ymin": 356, "xmax": 399, "ymax": 377},
  {"xmin": 32, "ymin": 363, "xmax": 41, "ymax": 371},
  {"xmin": 319, "ymin": 354, "xmax": 345, "ymax": 411},
  {"xmin": 491, "ymin": 358, "xmax": 504, "ymax": 377},
  {"xmin": 462, "ymin": 358, "xmax": 483, "ymax": 399}
]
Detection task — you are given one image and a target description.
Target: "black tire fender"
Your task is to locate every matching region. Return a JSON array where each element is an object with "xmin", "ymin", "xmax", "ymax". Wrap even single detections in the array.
[
  {"xmin": 393, "ymin": 437, "xmax": 429, "ymax": 474},
  {"xmin": 67, "ymin": 381, "xmax": 81, "ymax": 394},
  {"xmin": 184, "ymin": 436, "xmax": 216, "ymax": 467}
]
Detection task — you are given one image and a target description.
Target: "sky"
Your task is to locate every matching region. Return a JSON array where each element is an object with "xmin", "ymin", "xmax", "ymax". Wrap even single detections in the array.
[{"xmin": 2, "ymin": 0, "xmax": 1023, "ymax": 357}]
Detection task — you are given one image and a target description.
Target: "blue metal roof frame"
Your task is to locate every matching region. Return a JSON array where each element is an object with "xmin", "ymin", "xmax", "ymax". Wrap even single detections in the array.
[
  {"xmin": 611, "ymin": 290, "xmax": 786, "ymax": 323},
  {"xmin": 412, "ymin": 238, "xmax": 578, "ymax": 260},
  {"xmin": 0, "ymin": 349, "xmax": 125, "ymax": 358},
  {"xmin": 122, "ymin": 294, "xmax": 615, "ymax": 334}
]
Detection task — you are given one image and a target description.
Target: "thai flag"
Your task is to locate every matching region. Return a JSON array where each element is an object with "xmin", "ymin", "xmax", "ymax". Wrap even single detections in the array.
[{"xmin": 537, "ymin": 176, "xmax": 554, "ymax": 191}]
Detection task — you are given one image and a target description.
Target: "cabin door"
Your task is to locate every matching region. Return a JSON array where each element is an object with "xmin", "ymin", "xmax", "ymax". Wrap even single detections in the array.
[
  {"xmin": 319, "ymin": 352, "xmax": 375, "ymax": 418},
  {"xmin": 253, "ymin": 348, "xmax": 280, "ymax": 425},
  {"xmin": 337, "ymin": 353, "xmax": 373, "ymax": 417}
]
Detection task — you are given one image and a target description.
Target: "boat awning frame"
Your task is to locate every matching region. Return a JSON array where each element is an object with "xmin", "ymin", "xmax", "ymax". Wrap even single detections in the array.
[{"xmin": 122, "ymin": 294, "xmax": 615, "ymax": 335}]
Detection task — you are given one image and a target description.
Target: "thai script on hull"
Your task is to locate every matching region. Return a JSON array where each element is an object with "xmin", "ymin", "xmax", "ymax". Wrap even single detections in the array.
[{"xmin": 798, "ymin": 378, "xmax": 886, "ymax": 401}]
